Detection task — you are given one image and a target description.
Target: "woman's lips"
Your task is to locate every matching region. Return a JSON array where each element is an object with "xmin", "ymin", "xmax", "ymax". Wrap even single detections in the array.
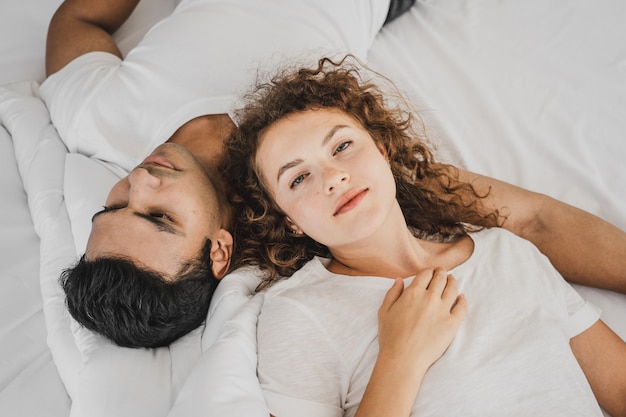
[{"xmin": 334, "ymin": 188, "xmax": 368, "ymax": 216}]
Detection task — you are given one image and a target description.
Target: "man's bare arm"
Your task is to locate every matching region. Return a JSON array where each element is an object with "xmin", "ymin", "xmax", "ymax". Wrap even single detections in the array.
[
  {"xmin": 570, "ymin": 320, "xmax": 626, "ymax": 417},
  {"xmin": 459, "ymin": 168, "xmax": 626, "ymax": 294},
  {"xmin": 46, "ymin": 0, "xmax": 141, "ymax": 76}
]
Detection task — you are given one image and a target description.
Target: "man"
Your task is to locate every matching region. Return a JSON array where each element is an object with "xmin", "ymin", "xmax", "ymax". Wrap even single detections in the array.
[
  {"xmin": 44, "ymin": 0, "xmax": 415, "ymax": 348},
  {"xmin": 43, "ymin": 0, "xmax": 626, "ymax": 349}
]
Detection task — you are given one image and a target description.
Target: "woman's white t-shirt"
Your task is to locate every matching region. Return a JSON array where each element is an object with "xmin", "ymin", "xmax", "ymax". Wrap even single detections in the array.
[{"xmin": 257, "ymin": 228, "xmax": 603, "ymax": 417}]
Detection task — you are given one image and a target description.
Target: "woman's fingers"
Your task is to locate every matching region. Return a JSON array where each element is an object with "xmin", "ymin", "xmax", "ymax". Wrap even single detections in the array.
[
  {"xmin": 450, "ymin": 294, "xmax": 468, "ymax": 322},
  {"xmin": 381, "ymin": 267, "xmax": 466, "ymax": 317},
  {"xmin": 441, "ymin": 274, "xmax": 460, "ymax": 305},
  {"xmin": 380, "ymin": 278, "xmax": 405, "ymax": 312},
  {"xmin": 407, "ymin": 267, "xmax": 456, "ymax": 301},
  {"xmin": 377, "ymin": 267, "xmax": 468, "ymax": 371},
  {"xmin": 412, "ymin": 267, "xmax": 437, "ymax": 289},
  {"xmin": 425, "ymin": 267, "xmax": 448, "ymax": 293}
]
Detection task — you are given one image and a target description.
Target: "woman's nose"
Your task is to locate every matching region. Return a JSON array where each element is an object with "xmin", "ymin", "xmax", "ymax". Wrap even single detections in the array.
[{"xmin": 324, "ymin": 166, "xmax": 349, "ymax": 193}]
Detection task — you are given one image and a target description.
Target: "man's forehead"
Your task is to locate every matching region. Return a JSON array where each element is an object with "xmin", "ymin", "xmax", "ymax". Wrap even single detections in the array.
[
  {"xmin": 86, "ymin": 218, "xmax": 196, "ymax": 279},
  {"xmin": 88, "ymin": 211, "xmax": 181, "ymax": 257}
]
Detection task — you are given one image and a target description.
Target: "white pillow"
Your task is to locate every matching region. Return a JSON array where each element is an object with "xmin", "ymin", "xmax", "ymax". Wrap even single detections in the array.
[
  {"xmin": 62, "ymin": 152, "xmax": 264, "ymax": 417},
  {"xmin": 169, "ymin": 293, "xmax": 269, "ymax": 417},
  {"xmin": 0, "ymin": 81, "xmax": 82, "ymax": 398},
  {"xmin": 3, "ymin": 80, "xmax": 263, "ymax": 416},
  {"xmin": 64, "ymin": 154, "xmax": 123, "ymax": 255},
  {"xmin": 1, "ymin": 0, "xmax": 265, "ymax": 415},
  {"xmin": 65, "ymin": 266, "xmax": 262, "ymax": 417}
]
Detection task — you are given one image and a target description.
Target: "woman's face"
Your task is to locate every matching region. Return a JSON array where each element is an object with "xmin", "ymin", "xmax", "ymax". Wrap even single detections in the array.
[{"xmin": 255, "ymin": 108, "xmax": 397, "ymax": 250}]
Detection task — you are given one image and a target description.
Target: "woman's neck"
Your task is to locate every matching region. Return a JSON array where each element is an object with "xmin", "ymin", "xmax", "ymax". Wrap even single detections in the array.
[{"xmin": 326, "ymin": 206, "xmax": 474, "ymax": 279}]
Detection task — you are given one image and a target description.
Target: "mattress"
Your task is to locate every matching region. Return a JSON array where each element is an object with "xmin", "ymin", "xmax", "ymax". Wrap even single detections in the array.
[{"xmin": 1, "ymin": 1, "xmax": 624, "ymax": 416}]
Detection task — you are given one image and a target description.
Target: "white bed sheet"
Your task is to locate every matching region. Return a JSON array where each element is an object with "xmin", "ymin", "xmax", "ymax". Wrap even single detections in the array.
[
  {"xmin": 367, "ymin": 0, "xmax": 626, "ymax": 339},
  {"xmin": 0, "ymin": 1, "xmax": 175, "ymax": 416},
  {"xmin": 0, "ymin": 2, "xmax": 68, "ymax": 415},
  {"xmin": 1, "ymin": 1, "xmax": 625, "ymax": 416},
  {"xmin": 0, "ymin": 105, "xmax": 69, "ymax": 416}
]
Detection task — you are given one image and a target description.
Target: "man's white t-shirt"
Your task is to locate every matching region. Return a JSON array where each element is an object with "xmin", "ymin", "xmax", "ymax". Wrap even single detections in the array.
[
  {"xmin": 257, "ymin": 228, "xmax": 603, "ymax": 417},
  {"xmin": 39, "ymin": 0, "xmax": 390, "ymax": 173}
]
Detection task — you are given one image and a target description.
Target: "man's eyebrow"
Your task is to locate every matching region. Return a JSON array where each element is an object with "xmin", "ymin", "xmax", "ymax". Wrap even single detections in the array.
[
  {"xmin": 276, "ymin": 124, "xmax": 349, "ymax": 183},
  {"xmin": 92, "ymin": 206, "xmax": 118, "ymax": 222},
  {"xmin": 133, "ymin": 212, "xmax": 178, "ymax": 235},
  {"xmin": 91, "ymin": 207, "xmax": 178, "ymax": 235}
]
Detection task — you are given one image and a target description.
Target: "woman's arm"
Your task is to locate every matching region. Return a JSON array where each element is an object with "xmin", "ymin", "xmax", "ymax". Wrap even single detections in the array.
[
  {"xmin": 570, "ymin": 320, "xmax": 626, "ymax": 417},
  {"xmin": 355, "ymin": 268, "xmax": 467, "ymax": 417},
  {"xmin": 457, "ymin": 169, "xmax": 626, "ymax": 294}
]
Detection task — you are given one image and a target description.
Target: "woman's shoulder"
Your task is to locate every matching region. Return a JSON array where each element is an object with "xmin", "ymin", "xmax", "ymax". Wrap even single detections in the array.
[
  {"xmin": 471, "ymin": 227, "xmax": 540, "ymax": 251},
  {"xmin": 263, "ymin": 257, "xmax": 331, "ymax": 294},
  {"xmin": 458, "ymin": 228, "xmax": 546, "ymax": 272}
]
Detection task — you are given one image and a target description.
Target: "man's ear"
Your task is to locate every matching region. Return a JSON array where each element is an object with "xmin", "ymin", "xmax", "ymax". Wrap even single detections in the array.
[{"xmin": 210, "ymin": 229, "xmax": 234, "ymax": 279}]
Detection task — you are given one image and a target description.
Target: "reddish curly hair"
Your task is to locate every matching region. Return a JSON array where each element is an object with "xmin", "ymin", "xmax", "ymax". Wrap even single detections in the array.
[{"xmin": 222, "ymin": 55, "xmax": 501, "ymax": 289}]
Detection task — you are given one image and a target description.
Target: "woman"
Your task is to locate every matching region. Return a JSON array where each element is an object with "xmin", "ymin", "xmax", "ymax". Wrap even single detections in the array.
[{"xmin": 223, "ymin": 56, "xmax": 626, "ymax": 417}]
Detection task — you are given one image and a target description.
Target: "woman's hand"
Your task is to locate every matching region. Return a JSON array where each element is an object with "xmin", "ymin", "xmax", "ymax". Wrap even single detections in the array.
[
  {"xmin": 355, "ymin": 267, "xmax": 467, "ymax": 417},
  {"xmin": 378, "ymin": 267, "xmax": 467, "ymax": 369}
]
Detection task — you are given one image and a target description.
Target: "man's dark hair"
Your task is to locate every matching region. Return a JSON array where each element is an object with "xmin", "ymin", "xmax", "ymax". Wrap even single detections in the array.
[{"xmin": 60, "ymin": 239, "xmax": 217, "ymax": 348}]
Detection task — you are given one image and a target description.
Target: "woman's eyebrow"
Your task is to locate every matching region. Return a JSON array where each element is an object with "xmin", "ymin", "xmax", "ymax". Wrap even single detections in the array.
[
  {"xmin": 277, "ymin": 159, "xmax": 303, "ymax": 182},
  {"xmin": 322, "ymin": 124, "xmax": 348, "ymax": 146},
  {"xmin": 276, "ymin": 124, "xmax": 349, "ymax": 183}
]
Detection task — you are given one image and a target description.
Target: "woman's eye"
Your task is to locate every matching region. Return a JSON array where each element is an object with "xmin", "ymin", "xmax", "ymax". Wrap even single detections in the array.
[
  {"xmin": 334, "ymin": 141, "xmax": 351, "ymax": 154},
  {"xmin": 290, "ymin": 174, "xmax": 307, "ymax": 188}
]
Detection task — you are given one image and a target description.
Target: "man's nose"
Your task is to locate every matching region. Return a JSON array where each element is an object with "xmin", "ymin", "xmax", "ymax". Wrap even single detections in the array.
[{"xmin": 128, "ymin": 167, "xmax": 161, "ymax": 192}]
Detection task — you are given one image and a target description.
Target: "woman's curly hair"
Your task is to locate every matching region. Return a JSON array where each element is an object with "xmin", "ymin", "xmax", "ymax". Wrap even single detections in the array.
[{"xmin": 222, "ymin": 55, "xmax": 501, "ymax": 289}]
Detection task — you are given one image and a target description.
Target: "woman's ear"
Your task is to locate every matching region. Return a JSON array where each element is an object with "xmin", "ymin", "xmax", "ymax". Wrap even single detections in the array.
[
  {"xmin": 210, "ymin": 229, "xmax": 234, "ymax": 279},
  {"xmin": 377, "ymin": 142, "xmax": 390, "ymax": 162},
  {"xmin": 285, "ymin": 217, "xmax": 304, "ymax": 235}
]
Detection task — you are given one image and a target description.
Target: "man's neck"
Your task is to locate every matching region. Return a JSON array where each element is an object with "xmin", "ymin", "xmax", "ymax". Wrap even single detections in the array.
[{"xmin": 167, "ymin": 114, "xmax": 236, "ymax": 172}]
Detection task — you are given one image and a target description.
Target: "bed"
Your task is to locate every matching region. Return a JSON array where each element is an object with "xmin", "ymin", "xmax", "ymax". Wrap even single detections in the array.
[{"xmin": 1, "ymin": 0, "xmax": 625, "ymax": 416}]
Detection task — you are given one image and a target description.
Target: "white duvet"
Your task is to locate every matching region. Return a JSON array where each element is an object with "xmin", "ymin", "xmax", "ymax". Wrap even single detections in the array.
[
  {"xmin": 1, "ymin": 80, "xmax": 268, "ymax": 416},
  {"xmin": 2, "ymin": 0, "xmax": 626, "ymax": 416}
]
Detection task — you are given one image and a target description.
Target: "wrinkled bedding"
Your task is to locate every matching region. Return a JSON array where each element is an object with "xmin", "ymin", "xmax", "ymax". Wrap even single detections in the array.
[{"xmin": 1, "ymin": 1, "xmax": 625, "ymax": 416}]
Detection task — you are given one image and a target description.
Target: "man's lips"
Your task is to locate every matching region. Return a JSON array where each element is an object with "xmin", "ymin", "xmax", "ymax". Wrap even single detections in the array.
[
  {"xmin": 334, "ymin": 188, "xmax": 368, "ymax": 216},
  {"xmin": 142, "ymin": 155, "xmax": 175, "ymax": 170}
]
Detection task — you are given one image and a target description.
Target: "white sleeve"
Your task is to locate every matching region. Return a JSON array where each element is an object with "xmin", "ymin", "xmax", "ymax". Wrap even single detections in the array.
[
  {"xmin": 39, "ymin": 51, "xmax": 161, "ymax": 173},
  {"xmin": 257, "ymin": 295, "xmax": 345, "ymax": 417},
  {"xmin": 559, "ymin": 278, "xmax": 602, "ymax": 339},
  {"xmin": 502, "ymin": 229, "xmax": 603, "ymax": 340},
  {"xmin": 39, "ymin": 52, "xmax": 122, "ymax": 156},
  {"xmin": 534, "ymin": 250, "xmax": 602, "ymax": 339}
]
